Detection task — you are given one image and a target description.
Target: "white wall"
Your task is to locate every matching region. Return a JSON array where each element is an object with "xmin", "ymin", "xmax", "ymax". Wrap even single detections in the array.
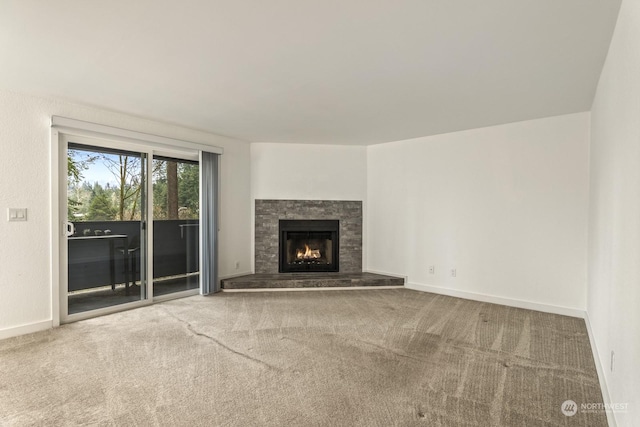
[
  {"xmin": 0, "ymin": 90, "xmax": 251, "ymax": 338},
  {"xmin": 251, "ymin": 143, "xmax": 367, "ymax": 201},
  {"xmin": 588, "ymin": 0, "xmax": 640, "ymax": 424},
  {"xmin": 367, "ymin": 113, "xmax": 590, "ymax": 312},
  {"xmin": 250, "ymin": 143, "xmax": 367, "ymax": 271}
]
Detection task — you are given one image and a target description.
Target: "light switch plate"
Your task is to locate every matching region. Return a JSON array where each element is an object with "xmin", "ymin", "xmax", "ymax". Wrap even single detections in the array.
[{"xmin": 7, "ymin": 208, "xmax": 27, "ymax": 221}]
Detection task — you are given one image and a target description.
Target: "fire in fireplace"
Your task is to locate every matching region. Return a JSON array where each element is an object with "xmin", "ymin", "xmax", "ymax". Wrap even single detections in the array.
[
  {"xmin": 297, "ymin": 244, "xmax": 321, "ymax": 260},
  {"xmin": 279, "ymin": 220, "xmax": 339, "ymax": 273}
]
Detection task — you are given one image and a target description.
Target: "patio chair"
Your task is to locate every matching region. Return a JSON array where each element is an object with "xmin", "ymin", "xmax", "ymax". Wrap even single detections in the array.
[{"xmin": 117, "ymin": 235, "xmax": 140, "ymax": 296}]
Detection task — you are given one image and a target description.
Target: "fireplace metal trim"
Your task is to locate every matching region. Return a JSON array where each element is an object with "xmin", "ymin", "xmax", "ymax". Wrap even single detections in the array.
[{"xmin": 279, "ymin": 219, "xmax": 340, "ymax": 273}]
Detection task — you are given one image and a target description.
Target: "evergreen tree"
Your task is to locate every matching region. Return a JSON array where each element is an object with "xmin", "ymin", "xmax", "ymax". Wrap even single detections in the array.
[
  {"xmin": 153, "ymin": 159, "xmax": 168, "ymax": 219},
  {"xmin": 67, "ymin": 149, "xmax": 97, "ymax": 220},
  {"xmin": 86, "ymin": 184, "xmax": 117, "ymax": 220},
  {"xmin": 178, "ymin": 163, "xmax": 199, "ymax": 217}
]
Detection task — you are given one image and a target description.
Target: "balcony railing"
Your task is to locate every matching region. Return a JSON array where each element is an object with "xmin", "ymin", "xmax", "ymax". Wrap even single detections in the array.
[{"xmin": 68, "ymin": 219, "xmax": 199, "ymax": 292}]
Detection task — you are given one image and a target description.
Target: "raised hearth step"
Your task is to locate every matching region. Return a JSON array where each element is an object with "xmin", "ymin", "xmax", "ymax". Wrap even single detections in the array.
[{"xmin": 221, "ymin": 272, "xmax": 404, "ymax": 290}]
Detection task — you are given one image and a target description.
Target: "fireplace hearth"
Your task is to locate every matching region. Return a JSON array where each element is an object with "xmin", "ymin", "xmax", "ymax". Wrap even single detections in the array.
[{"xmin": 279, "ymin": 220, "xmax": 339, "ymax": 273}]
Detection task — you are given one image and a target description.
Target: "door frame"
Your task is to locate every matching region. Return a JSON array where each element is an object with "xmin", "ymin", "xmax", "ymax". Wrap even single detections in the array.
[
  {"xmin": 58, "ymin": 133, "xmax": 154, "ymax": 324},
  {"xmin": 51, "ymin": 117, "xmax": 215, "ymax": 325}
]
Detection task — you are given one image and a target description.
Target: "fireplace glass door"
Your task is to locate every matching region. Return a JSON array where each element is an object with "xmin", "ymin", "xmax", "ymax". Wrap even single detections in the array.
[
  {"xmin": 286, "ymin": 231, "xmax": 333, "ymax": 266},
  {"xmin": 279, "ymin": 220, "xmax": 339, "ymax": 272}
]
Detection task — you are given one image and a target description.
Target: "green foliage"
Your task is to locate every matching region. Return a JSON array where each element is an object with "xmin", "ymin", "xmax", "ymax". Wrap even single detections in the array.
[
  {"xmin": 68, "ymin": 156, "xmax": 81, "ymax": 182},
  {"xmin": 178, "ymin": 163, "xmax": 199, "ymax": 215},
  {"xmin": 86, "ymin": 184, "xmax": 117, "ymax": 220},
  {"xmin": 153, "ymin": 160, "xmax": 168, "ymax": 218},
  {"xmin": 67, "ymin": 197, "xmax": 82, "ymax": 220},
  {"xmin": 68, "ymin": 151, "xmax": 199, "ymax": 222},
  {"xmin": 100, "ymin": 154, "xmax": 142, "ymax": 220},
  {"xmin": 152, "ymin": 160, "xmax": 199, "ymax": 219},
  {"xmin": 67, "ymin": 150, "xmax": 98, "ymax": 219}
]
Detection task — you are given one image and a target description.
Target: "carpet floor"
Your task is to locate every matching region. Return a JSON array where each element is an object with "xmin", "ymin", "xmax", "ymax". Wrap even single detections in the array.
[{"xmin": 0, "ymin": 289, "xmax": 606, "ymax": 426}]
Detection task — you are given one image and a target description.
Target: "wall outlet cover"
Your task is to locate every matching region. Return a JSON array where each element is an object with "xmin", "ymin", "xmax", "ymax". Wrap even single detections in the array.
[{"xmin": 7, "ymin": 208, "xmax": 27, "ymax": 222}]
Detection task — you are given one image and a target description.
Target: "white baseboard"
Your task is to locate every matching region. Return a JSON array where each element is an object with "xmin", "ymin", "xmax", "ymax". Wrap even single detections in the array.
[
  {"xmin": 365, "ymin": 269, "xmax": 408, "ymax": 283},
  {"xmin": 405, "ymin": 282, "xmax": 585, "ymax": 318},
  {"xmin": 0, "ymin": 320, "xmax": 53, "ymax": 341},
  {"xmin": 219, "ymin": 271, "xmax": 253, "ymax": 281},
  {"xmin": 584, "ymin": 313, "xmax": 616, "ymax": 427}
]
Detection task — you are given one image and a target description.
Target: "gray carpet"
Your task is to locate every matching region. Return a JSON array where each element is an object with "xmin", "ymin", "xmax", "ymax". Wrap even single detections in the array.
[{"xmin": 0, "ymin": 289, "xmax": 607, "ymax": 426}]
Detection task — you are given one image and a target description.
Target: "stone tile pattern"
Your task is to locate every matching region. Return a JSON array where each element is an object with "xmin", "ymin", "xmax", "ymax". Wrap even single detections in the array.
[
  {"xmin": 255, "ymin": 199, "xmax": 362, "ymax": 274},
  {"xmin": 222, "ymin": 272, "xmax": 404, "ymax": 289}
]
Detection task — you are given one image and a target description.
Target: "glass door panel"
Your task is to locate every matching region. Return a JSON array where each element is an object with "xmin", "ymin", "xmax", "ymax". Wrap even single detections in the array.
[
  {"xmin": 152, "ymin": 156, "xmax": 200, "ymax": 296},
  {"xmin": 66, "ymin": 143, "xmax": 148, "ymax": 314}
]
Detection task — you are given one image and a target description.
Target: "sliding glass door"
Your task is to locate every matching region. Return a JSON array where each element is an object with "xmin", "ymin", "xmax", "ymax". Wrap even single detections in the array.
[
  {"xmin": 54, "ymin": 117, "xmax": 222, "ymax": 324},
  {"xmin": 60, "ymin": 134, "xmax": 203, "ymax": 321},
  {"xmin": 152, "ymin": 156, "xmax": 200, "ymax": 297},
  {"xmin": 65, "ymin": 140, "xmax": 148, "ymax": 316}
]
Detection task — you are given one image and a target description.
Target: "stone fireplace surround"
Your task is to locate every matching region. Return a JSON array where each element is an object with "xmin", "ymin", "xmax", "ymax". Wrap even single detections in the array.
[
  {"xmin": 255, "ymin": 199, "xmax": 362, "ymax": 274},
  {"xmin": 222, "ymin": 199, "xmax": 402, "ymax": 289}
]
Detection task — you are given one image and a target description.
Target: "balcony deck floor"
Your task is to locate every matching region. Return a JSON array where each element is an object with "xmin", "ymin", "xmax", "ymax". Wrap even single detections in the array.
[{"xmin": 68, "ymin": 275, "xmax": 198, "ymax": 314}]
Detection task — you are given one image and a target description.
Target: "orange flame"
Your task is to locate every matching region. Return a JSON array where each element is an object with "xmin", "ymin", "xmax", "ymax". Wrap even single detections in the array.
[{"xmin": 296, "ymin": 244, "xmax": 321, "ymax": 260}]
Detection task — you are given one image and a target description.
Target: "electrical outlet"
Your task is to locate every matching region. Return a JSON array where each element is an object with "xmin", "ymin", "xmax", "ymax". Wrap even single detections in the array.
[
  {"xmin": 611, "ymin": 350, "xmax": 615, "ymax": 372},
  {"xmin": 429, "ymin": 265, "xmax": 435, "ymax": 274},
  {"xmin": 451, "ymin": 268, "xmax": 457, "ymax": 278}
]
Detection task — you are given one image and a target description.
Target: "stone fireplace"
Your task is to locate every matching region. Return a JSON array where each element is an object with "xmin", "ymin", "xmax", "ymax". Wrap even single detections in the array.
[{"xmin": 255, "ymin": 200, "xmax": 362, "ymax": 274}]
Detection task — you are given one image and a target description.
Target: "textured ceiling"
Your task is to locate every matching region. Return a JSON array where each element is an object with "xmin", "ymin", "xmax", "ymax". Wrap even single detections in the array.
[{"xmin": 0, "ymin": 0, "xmax": 621, "ymax": 144}]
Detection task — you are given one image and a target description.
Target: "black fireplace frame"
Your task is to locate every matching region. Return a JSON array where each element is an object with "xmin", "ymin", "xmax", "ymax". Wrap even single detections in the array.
[{"xmin": 278, "ymin": 219, "xmax": 339, "ymax": 273}]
